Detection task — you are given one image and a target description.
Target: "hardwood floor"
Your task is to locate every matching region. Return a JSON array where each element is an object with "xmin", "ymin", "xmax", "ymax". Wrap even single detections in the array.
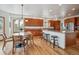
[{"xmin": 0, "ymin": 36, "xmax": 79, "ymax": 55}]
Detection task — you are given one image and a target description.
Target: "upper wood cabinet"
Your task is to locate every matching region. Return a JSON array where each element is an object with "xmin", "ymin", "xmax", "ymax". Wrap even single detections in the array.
[
  {"xmin": 49, "ymin": 20, "xmax": 60, "ymax": 31},
  {"xmin": 24, "ymin": 18, "xmax": 43, "ymax": 26},
  {"xmin": 49, "ymin": 20, "xmax": 54, "ymax": 27},
  {"xmin": 75, "ymin": 17, "xmax": 79, "ymax": 26},
  {"xmin": 64, "ymin": 18, "xmax": 75, "ymax": 26},
  {"xmin": 64, "ymin": 17, "xmax": 79, "ymax": 31},
  {"xmin": 69, "ymin": 18, "xmax": 75, "ymax": 23}
]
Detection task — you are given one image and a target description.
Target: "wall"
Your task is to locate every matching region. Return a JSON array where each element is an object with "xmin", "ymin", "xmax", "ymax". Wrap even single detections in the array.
[
  {"xmin": 0, "ymin": 10, "xmax": 10, "ymax": 37},
  {"xmin": 0, "ymin": 9, "xmax": 24, "ymax": 37},
  {"xmin": 43, "ymin": 18, "xmax": 49, "ymax": 28}
]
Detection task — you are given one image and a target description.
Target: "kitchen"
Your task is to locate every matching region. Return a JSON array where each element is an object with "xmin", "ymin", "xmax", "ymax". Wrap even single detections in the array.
[{"xmin": 0, "ymin": 4, "xmax": 79, "ymax": 55}]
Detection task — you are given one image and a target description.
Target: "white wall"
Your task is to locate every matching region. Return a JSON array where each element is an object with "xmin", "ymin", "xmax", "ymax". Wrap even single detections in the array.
[{"xmin": 0, "ymin": 10, "xmax": 10, "ymax": 37}]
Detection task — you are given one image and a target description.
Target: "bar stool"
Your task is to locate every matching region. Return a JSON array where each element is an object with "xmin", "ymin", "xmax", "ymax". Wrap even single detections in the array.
[
  {"xmin": 45, "ymin": 33, "xmax": 50, "ymax": 42},
  {"xmin": 51, "ymin": 35, "xmax": 59, "ymax": 48}
]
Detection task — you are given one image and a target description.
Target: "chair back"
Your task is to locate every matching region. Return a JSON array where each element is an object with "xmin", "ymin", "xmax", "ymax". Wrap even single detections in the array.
[
  {"xmin": 1, "ymin": 33, "xmax": 7, "ymax": 41},
  {"xmin": 25, "ymin": 31, "xmax": 33, "ymax": 40}
]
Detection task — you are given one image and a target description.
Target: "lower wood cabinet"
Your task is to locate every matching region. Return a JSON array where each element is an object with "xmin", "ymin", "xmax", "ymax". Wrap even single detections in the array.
[
  {"xmin": 65, "ymin": 32, "xmax": 76, "ymax": 47},
  {"xmin": 24, "ymin": 29, "xmax": 42, "ymax": 36}
]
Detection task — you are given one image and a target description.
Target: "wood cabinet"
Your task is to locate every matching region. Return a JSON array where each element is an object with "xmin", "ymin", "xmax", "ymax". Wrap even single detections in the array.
[
  {"xmin": 64, "ymin": 18, "xmax": 76, "ymax": 31},
  {"xmin": 64, "ymin": 18, "xmax": 75, "ymax": 26},
  {"xmin": 49, "ymin": 20, "xmax": 60, "ymax": 31},
  {"xmin": 64, "ymin": 19, "xmax": 69, "ymax": 26},
  {"xmin": 24, "ymin": 18, "xmax": 43, "ymax": 36},
  {"xmin": 54, "ymin": 21, "xmax": 60, "ymax": 31},
  {"xmin": 75, "ymin": 17, "xmax": 79, "ymax": 28},
  {"xmin": 70, "ymin": 18, "xmax": 75, "ymax": 23},
  {"xmin": 76, "ymin": 18, "xmax": 79, "ymax": 26},
  {"xmin": 24, "ymin": 29, "xmax": 42, "ymax": 36},
  {"xmin": 76, "ymin": 32, "xmax": 79, "ymax": 38},
  {"xmin": 64, "ymin": 17, "xmax": 79, "ymax": 47},
  {"xmin": 65, "ymin": 17, "xmax": 79, "ymax": 31},
  {"xmin": 65, "ymin": 32, "xmax": 76, "ymax": 47},
  {"xmin": 49, "ymin": 20, "xmax": 54, "ymax": 27},
  {"xmin": 24, "ymin": 18, "xmax": 43, "ymax": 26}
]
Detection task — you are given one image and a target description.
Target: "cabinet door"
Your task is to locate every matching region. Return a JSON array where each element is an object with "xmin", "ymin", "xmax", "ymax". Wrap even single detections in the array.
[
  {"xmin": 54, "ymin": 21, "xmax": 60, "ymax": 31},
  {"xmin": 66, "ymin": 33, "xmax": 76, "ymax": 47},
  {"xmin": 70, "ymin": 18, "xmax": 75, "ymax": 23},
  {"xmin": 64, "ymin": 19, "xmax": 69, "ymax": 26},
  {"xmin": 48, "ymin": 20, "xmax": 55, "ymax": 27},
  {"xmin": 76, "ymin": 17, "xmax": 79, "ymax": 25},
  {"xmin": 24, "ymin": 18, "xmax": 43, "ymax": 26},
  {"xmin": 24, "ymin": 29, "xmax": 42, "ymax": 36}
]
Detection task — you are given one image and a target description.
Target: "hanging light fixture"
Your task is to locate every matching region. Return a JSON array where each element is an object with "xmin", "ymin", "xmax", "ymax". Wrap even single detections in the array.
[
  {"xmin": 19, "ymin": 4, "xmax": 24, "ymax": 31},
  {"xmin": 20, "ymin": 4, "xmax": 23, "ymax": 26}
]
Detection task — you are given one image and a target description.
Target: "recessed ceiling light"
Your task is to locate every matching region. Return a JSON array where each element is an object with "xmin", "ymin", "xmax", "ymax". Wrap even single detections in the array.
[{"xmin": 72, "ymin": 8, "xmax": 75, "ymax": 11}]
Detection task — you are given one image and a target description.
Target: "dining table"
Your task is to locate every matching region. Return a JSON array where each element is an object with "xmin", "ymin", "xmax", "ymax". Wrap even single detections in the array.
[{"xmin": 12, "ymin": 31, "xmax": 33, "ymax": 54}]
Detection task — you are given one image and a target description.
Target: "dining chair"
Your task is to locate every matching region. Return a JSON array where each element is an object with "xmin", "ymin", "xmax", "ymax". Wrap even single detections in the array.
[
  {"xmin": 25, "ymin": 32, "xmax": 34, "ymax": 46},
  {"xmin": 2, "ymin": 33, "xmax": 12, "ymax": 50},
  {"xmin": 23, "ymin": 32, "xmax": 34, "ymax": 54},
  {"xmin": 12, "ymin": 32, "xmax": 33, "ymax": 54},
  {"xmin": 12, "ymin": 35, "xmax": 26, "ymax": 54}
]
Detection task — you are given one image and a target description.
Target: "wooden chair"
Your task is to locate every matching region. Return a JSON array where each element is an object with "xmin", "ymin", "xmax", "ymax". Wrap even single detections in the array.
[
  {"xmin": 12, "ymin": 34, "xmax": 28, "ymax": 54},
  {"xmin": 25, "ymin": 32, "xmax": 34, "ymax": 46},
  {"xmin": 12, "ymin": 32, "xmax": 33, "ymax": 54},
  {"xmin": 1, "ymin": 33, "xmax": 12, "ymax": 50}
]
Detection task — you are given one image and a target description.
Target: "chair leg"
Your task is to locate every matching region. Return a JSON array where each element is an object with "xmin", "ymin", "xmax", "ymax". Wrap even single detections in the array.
[
  {"xmin": 2, "ymin": 42, "xmax": 6, "ymax": 50},
  {"xmin": 12, "ymin": 41, "xmax": 16, "ymax": 54},
  {"xmin": 31, "ymin": 36, "xmax": 34, "ymax": 44},
  {"xmin": 40, "ymin": 36, "xmax": 43, "ymax": 40},
  {"xmin": 50, "ymin": 42, "xmax": 51, "ymax": 45},
  {"xmin": 12, "ymin": 46, "xmax": 14, "ymax": 54},
  {"xmin": 24, "ymin": 44, "xmax": 26, "ymax": 54}
]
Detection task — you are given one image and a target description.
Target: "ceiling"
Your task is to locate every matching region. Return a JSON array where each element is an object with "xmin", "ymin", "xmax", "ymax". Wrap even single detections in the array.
[{"xmin": 0, "ymin": 4, "xmax": 79, "ymax": 19}]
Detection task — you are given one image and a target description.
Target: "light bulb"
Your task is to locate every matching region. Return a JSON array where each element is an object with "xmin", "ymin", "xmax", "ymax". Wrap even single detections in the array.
[{"xmin": 25, "ymin": 20, "xmax": 28, "ymax": 22}]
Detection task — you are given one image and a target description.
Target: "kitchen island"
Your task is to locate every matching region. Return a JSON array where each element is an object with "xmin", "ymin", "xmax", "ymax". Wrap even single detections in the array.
[{"xmin": 43, "ymin": 30, "xmax": 76, "ymax": 49}]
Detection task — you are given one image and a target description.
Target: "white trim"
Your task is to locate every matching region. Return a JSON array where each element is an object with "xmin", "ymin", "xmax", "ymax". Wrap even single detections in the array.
[{"xmin": 64, "ymin": 15, "xmax": 79, "ymax": 20}]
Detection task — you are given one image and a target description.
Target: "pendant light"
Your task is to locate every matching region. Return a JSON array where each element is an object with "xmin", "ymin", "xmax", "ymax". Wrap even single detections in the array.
[{"xmin": 19, "ymin": 4, "xmax": 24, "ymax": 31}]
